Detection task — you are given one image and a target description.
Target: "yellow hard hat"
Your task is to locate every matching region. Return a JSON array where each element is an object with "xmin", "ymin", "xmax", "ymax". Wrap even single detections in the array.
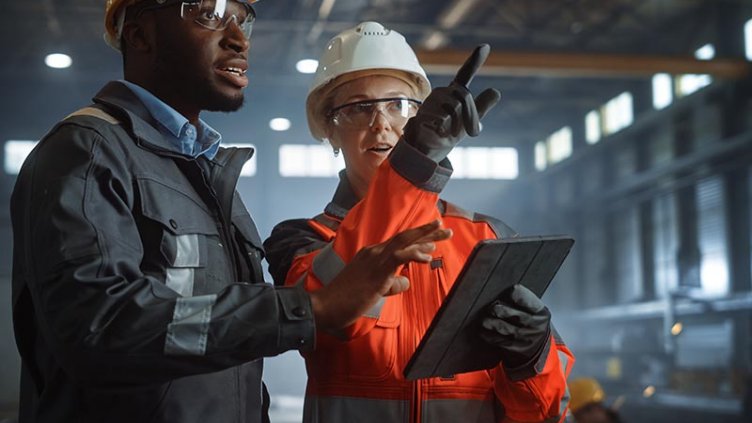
[
  {"xmin": 569, "ymin": 377, "xmax": 606, "ymax": 412},
  {"xmin": 104, "ymin": 0, "xmax": 138, "ymax": 49},
  {"xmin": 104, "ymin": 0, "xmax": 259, "ymax": 50}
]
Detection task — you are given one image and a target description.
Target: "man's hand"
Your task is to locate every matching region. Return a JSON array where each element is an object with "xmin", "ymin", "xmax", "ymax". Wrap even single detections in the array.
[
  {"xmin": 310, "ymin": 220, "xmax": 452, "ymax": 331},
  {"xmin": 478, "ymin": 284, "xmax": 551, "ymax": 370},
  {"xmin": 402, "ymin": 44, "xmax": 502, "ymax": 163}
]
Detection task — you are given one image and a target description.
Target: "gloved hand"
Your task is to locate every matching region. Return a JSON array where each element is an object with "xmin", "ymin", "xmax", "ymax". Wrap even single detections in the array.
[
  {"xmin": 478, "ymin": 284, "xmax": 551, "ymax": 370},
  {"xmin": 402, "ymin": 44, "xmax": 502, "ymax": 163}
]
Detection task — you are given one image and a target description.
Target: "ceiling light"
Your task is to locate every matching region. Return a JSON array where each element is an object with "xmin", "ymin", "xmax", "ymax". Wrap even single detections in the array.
[
  {"xmin": 269, "ymin": 118, "xmax": 291, "ymax": 131},
  {"xmin": 423, "ymin": 31, "xmax": 448, "ymax": 50},
  {"xmin": 45, "ymin": 53, "xmax": 72, "ymax": 69},
  {"xmin": 642, "ymin": 385, "xmax": 656, "ymax": 398},
  {"xmin": 695, "ymin": 44, "xmax": 715, "ymax": 60},
  {"xmin": 438, "ymin": 0, "xmax": 480, "ymax": 28},
  {"xmin": 296, "ymin": 59, "xmax": 319, "ymax": 74},
  {"xmin": 670, "ymin": 322, "xmax": 683, "ymax": 336}
]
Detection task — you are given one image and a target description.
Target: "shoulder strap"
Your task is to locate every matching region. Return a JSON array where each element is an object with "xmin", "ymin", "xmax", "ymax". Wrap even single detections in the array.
[{"xmin": 64, "ymin": 105, "xmax": 121, "ymax": 125}]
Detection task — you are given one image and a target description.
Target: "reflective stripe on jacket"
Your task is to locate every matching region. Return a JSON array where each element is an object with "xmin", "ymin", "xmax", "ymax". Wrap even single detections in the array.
[{"xmin": 265, "ymin": 140, "xmax": 574, "ymax": 423}]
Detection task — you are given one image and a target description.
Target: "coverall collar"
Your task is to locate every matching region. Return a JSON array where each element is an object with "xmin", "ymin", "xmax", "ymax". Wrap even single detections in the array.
[
  {"xmin": 323, "ymin": 168, "xmax": 448, "ymax": 220},
  {"xmin": 324, "ymin": 170, "xmax": 360, "ymax": 219}
]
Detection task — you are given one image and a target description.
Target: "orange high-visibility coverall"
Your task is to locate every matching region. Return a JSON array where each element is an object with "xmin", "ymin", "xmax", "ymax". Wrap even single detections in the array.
[{"xmin": 265, "ymin": 141, "xmax": 574, "ymax": 423}]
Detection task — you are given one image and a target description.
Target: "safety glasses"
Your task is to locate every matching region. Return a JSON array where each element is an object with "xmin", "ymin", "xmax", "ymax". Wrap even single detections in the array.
[
  {"xmin": 135, "ymin": 0, "xmax": 256, "ymax": 40},
  {"xmin": 330, "ymin": 97, "xmax": 422, "ymax": 129}
]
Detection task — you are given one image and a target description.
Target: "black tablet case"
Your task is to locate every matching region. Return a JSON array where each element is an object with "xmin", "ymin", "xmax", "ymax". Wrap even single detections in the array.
[{"xmin": 403, "ymin": 235, "xmax": 574, "ymax": 380}]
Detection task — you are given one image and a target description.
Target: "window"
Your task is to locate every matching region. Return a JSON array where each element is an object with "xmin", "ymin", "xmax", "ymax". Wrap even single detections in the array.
[
  {"xmin": 4, "ymin": 140, "xmax": 37, "ymax": 175},
  {"xmin": 602, "ymin": 92, "xmax": 633, "ymax": 136},
  {"xmin": 585, "ymin": 110, "xmax": 601, "ymax": 144},
  {"xmin": 279, "ymin": 144, "xmax": 344, "ymax": 177},
  {"xmin": 746, "ymin": 19, "xmax": 752, "ymax": 60},
  {"xmin": 652, "ymin": 73, "xmax": 673, "ymax": 110},
  {"xmin": 278, "ymin": 144, "xmax": 517, "ymax": 180},
  {"xmin": 5, "ymin": 140, "xmax": 258, "ymax": 177},
  {"xmin": 677, "ymin": 44, "xmax": 714, "ymax": 97},
  {"xmin": 696, "ymin": 176, "xmax": 729, "ymax": 297},
  {"xmin": 223, "ymin": 143, "xmax": 257, "ymax": 176},
  {"xmin": 677, "ymin": 74, "xmax": 713, "ymax": 97},
  {"xmin": 534, "ymin": 127, "xmax": 573, "ymax": 171},
  {"xmin": 547, "ymin": 126, "xmax": 572, "ymax": 164},
  {"xmin": 447, "ymin": 147, "xmax": 518, "ymax": 179},
  {"xmin": 653, "ymin": 193, "xmax": 679, "ymax": 298},
  {"xmin": 749, "ymin": 167, "xmax": 752, "ymax": 281},
  {"xmin": 534, "ymin": 141, "xmax": 547, "ymax": 171}
]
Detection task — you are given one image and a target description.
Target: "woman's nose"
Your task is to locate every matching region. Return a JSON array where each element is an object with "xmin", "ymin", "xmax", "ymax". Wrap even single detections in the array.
[{"xmin": 369, "ymin": 108, "xmax": 392, "ymax": 131}]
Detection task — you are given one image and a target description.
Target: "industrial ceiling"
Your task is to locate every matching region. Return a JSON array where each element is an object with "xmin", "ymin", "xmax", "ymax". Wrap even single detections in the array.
[{"xmin": 2, "ymin": 0, "xmax": 751, "ymax": 150}]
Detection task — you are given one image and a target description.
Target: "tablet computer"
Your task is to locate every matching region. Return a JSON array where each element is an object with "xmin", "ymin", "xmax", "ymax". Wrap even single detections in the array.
[{"xmin": 403, "ymin": 235, "xmax": 574, "ymax": 380}]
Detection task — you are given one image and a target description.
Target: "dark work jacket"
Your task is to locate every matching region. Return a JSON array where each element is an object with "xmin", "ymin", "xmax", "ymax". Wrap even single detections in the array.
[{"xmin": 10, "ymin": 81, "xmax": 315, "ymax": 423}]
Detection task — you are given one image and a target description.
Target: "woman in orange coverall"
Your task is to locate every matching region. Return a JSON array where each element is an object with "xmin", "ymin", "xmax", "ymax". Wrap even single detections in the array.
[{"xmin": 264, "ymin": 21, "xmax": 574, "ymax": 423}]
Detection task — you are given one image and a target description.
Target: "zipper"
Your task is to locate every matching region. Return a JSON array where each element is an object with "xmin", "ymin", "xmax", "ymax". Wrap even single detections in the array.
[
  {"xmin": 406, "ymin": 261, "xmax": 423, "ymax": 423},
  {"xmin": 193, "ymin": 159, "xmax": 240, "ymax": 282},
  {"xmin": 411, "ymin": 379, "xmax": 422, "ymax": 423}
]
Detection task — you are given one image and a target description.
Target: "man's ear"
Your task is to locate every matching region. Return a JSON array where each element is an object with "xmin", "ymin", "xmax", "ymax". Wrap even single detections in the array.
[{"xmin": 121, "ymin": 20, "xmax": 153, "ymax": 53}]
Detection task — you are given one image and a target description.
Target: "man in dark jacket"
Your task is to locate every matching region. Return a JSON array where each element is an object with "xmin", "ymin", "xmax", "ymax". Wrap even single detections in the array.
[{"xmin": 9, "ymin": 1, "xmax": 450, "ymax": 422}]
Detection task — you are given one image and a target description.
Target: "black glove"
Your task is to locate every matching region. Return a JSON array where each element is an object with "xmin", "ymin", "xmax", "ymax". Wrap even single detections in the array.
[
  {"xmin": 478, "ymin": 284, "xmax": 551, "ymax": 370},
  {"xmin": 402, "ymin": 44, "xmax": 502, "ymax": 163}
]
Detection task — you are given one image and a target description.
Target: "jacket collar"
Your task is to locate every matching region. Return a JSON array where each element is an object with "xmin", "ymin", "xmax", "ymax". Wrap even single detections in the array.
[
  {"xmin": 91, "ymin": 80, "xmax": 255, "ymax": 162},
  {"xmin": 92, "ymin": 81, "xmax": 193, "ymax": 157},
  {"xmin": 324, "ymin": 170, "xmax": 360, "ymax": 220}
]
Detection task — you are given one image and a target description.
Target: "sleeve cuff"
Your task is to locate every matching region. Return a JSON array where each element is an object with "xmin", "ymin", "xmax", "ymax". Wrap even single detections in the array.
[
  {"xmin": 389, "ymin": 140, "xmax": 452, "ymax": 193},
  {"xmin": 275, "ymin": 284, "xmax": 316, "ymax": 352},
  {"xmin": 503, "ymin": 332, "xmax": 552, "ymax": 382}
]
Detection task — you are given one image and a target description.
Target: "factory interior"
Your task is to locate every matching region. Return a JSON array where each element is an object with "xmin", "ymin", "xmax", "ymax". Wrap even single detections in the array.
[{"xmin": 2, "ymin": 0, "xmax": 752, "ymax": 421}]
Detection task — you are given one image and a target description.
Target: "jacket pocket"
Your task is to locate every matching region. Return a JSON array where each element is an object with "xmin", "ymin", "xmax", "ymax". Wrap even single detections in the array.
[
  {"xmin": 307, "ymin": 296, "xmax": 402, "ymax": 383},
  {"xmin": 137, "ymin": 177, "xmax": 219, "ymax": 297},
  {"xmin": 346, "ymin": 296, "xmax": 402, "ymax": 382}
]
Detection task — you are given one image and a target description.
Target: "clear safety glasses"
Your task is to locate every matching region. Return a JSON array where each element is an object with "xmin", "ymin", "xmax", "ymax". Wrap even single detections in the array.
[
  {"xmin": 330, "ymin": 97, "xmax": 422, "ymax": 129},
  {"xmin": 136, "ymin": 0, "xmax": 256, "ymax": 40}
]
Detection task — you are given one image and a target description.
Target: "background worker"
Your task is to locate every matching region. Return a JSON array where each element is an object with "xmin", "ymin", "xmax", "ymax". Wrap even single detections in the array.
[
  {"xmin": 569, "ymin": 377, "xmax": 624, "ymax": 423},
  {"xmin": 264, "ymin": 21, "xmax": 575, "ymax": 422},
  {"xmin": 10, "ymin": 3, "xmax": 450, "ymax": 422}
]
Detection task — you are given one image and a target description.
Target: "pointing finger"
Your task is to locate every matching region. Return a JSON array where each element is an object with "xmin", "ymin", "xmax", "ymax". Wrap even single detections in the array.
[{"xmin": 451, "ymin": 44, "xmax": 490, "ymax": 89}]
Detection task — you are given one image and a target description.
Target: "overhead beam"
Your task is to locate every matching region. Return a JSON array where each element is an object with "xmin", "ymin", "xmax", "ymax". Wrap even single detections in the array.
[{"xmin": 416, "ymin": 50, "xmax": 751, "ymax": 79}]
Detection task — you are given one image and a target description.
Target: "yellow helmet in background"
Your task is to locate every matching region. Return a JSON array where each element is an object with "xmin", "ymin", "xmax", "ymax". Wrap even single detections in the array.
[
  {"xmin": 103, "ymin": 0, "xmax": 260, "ymax": 50},
  {"xmin": 569, "ymin": 377, "xmax": 606, "ymax": 412},
  {"xmin": 306, "ymin": 21, "xmax": 431, "ymax": 141}
]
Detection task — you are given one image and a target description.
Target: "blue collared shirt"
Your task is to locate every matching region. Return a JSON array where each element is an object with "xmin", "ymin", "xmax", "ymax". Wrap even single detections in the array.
[{"xmin": 120, "ymin": 80, "xmax": 221, "ymax": 159}]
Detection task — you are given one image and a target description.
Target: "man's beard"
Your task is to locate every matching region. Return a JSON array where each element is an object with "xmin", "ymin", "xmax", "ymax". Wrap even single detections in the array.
[{"xmin": 203, "ymin": 86, "xmax": 245, "ymax": 112}]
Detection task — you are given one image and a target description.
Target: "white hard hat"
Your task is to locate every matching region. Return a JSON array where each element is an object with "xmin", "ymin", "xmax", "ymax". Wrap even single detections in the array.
[{"xmin": 306, "ymin": 21, "xmax": 431, "ymax": 141}]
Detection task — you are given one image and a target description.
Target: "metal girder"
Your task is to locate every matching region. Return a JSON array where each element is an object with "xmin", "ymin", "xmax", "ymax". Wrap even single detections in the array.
[{"xmin": 416, "ymin": 49, "xmax": 751, "ymax": 79}]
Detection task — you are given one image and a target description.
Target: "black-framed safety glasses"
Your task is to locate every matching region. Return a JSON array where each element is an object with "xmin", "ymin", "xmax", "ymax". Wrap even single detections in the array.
[
  {"xmin": 135, "ymin": 0, "xmax": 256, "ymax": 40},
  {"xmin": 330, "ymin": 97, "xmax": 422, "ymax": 129}
]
